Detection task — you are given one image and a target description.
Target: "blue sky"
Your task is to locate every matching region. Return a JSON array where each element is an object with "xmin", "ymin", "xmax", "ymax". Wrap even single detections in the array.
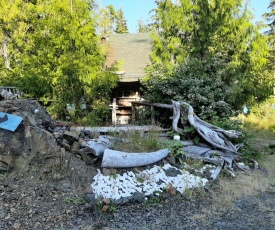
[{"xmin": 98, "ymin": 0, "xmax": 271, "ymax": 33}]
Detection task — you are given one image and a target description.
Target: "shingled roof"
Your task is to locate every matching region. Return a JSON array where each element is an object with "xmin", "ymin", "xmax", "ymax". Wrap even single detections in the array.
[{"xmin": 105, "ymin": 33, "xmax": 151, "ymax": 82}]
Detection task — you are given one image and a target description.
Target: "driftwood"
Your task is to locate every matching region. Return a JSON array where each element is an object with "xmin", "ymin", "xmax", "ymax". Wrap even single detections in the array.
[
  {"xmin": 100, "ymin": 100, "xmax": 249, "ymax": 179},
  {"xmin": 143, "ymin": 100, "xmax": 247, "ymax": 177},
  {"xmin": 171, "ymin": 100, "xmax": 249, "ymax": 178},
  {"xmin": 80, "ymin": 136, "xmax": 113, "ymax": 157},
  {"xmin": 101, "ymin": 148, "xmax": 170, "ymax": 168},
  {"xmin": 172, "ymin": 101, "xmax": 242, "ymax": 155}
]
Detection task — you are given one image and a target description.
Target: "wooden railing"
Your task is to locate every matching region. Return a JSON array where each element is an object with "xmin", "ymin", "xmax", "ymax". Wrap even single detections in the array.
[
  {"xmin": 0, "ymin": 86, "xmax": 23, "ymax": 96},
  {"xmin": 131, "ymin": 101, "xmax": 173, "ymax": 125}
]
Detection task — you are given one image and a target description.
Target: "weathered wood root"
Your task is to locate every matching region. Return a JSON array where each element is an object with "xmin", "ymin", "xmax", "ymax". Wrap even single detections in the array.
[
  {"xmin": 171, "ymin": 101, "xmax": 248, "ymax": 178},
  {"xmin": 172, "ymin": 101, "xmax": 241, "ymax": 156}
]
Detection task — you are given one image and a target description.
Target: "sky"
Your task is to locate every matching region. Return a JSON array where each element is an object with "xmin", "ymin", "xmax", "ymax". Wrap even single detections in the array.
[{"xmin": 97, "ymin": 0, "xmax": 271, "ymax": 33}]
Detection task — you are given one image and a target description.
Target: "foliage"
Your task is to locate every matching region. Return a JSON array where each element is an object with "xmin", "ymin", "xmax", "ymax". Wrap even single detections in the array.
[
  {"xmin": 264, "ymin": 0, "xmax": 275, "ymax": 42},
  {"xmin": 144, "ymin": 0, "xmax": 272, "ymax": 121},
  {"xmin": 238, "ymin": 97, "xmax": 275, "ymax": 132},
  {"xmin": 114, "ymin": 130, "xmax": 161, "ymax": 153},
  {"xmin": 114, "ymin": 8, "xmax": 129, "ymax": 34},
  {"xmin": 98, "ymin": 5, "xmax": 117, "ymax": 36},
  {"xmin": 161, "ymin": 140, "xmax": 184, "ymax": 157},
  {"xmin": 132, "ymin": 107, "xmax": 153, "ymax": 125},
  {"xmin": 211, "ymin": 117, "xmax": 241, "ymax": 131},
  {"xmin": 263, "ymin": 0, "xmax": 275, "ymax": 101},
  {"xmin": 0, "ymin": 0, "xmax": 119, "ymax": 121},
  {"xmin": 143, "ymin": 56, "xmax": 234, "ymax": 121},
  {"xmin": 79, "ymin": 101, "xmax": 111, "ymax": 126},
  {"xmin": 236, "ymin": 130, "xmax": 261, "ymax": 162},
  {"xmin": 63, "ymin": 196, "xmax": 86, "ymax": 205},
  {"xmin": 98, "ymin": 5, "xmax": 128, "ymax": 35},
  {"xmin": 137, "ymin": 19, "xmax": 152, "ymax": 33}
]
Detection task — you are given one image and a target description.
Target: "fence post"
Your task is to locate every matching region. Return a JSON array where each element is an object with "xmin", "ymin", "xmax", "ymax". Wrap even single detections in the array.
[{"xmin": 151, "ymin": 105, "xmax": 155, "ymax": 125}]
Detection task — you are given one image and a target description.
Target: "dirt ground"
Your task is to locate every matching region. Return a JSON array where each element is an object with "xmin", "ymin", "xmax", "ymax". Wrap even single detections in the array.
[{"xmin": 1, "ymin": 127, "xmax": 275, "ymax": 230}]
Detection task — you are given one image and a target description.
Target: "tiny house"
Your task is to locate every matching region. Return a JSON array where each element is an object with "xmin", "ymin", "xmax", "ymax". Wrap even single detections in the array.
[{"xmin": 104, "ymin": 33, "xmax": 151, "ymax": 125}]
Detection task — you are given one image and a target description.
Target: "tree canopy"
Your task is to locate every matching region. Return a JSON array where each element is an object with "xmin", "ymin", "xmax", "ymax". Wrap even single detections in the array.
[
  {"xmin": 0, "ymin": 0, "xmax": 119, "ymax": 121},
  {"xmin": 143, "ymin": 0, "xmax": 273, "ymax": 120},
  {"xmin": 98, "ymin": 5, "xmax": 129, "ymax": 36},
  {"xmin": 0, "ymin": 0, "xmax": 273, "ymax": 124},
  {"xmin": 114, "ymin": 8, "xmax": 129, "ymax": 34},
  {"xmin": 137, "ymin": 19, "xmax": 152, "ymax": 33}
]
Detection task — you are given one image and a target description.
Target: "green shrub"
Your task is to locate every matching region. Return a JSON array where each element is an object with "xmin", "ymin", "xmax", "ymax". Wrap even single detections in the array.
[
  {"xmin": 79, "ymin": 104, "xmax": 111, "ymax": 126},
  {"xmin": 143, "ymin": 56, "xmax": 234, "ymax": 125}
]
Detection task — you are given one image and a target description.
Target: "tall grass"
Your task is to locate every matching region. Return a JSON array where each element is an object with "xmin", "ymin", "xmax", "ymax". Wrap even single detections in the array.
[
  {"xmin": 238, "ymin": 98, "xmax": 275, "ymax": 132},
  {"xmin": 113, "ymin": 129, "xmax": 162, "ymax": 153}
]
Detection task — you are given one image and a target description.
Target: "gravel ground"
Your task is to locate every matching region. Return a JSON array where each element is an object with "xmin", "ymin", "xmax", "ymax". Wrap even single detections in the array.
[
  {"xmin": 1, "ymin": 170, "xmax": 275, "ymax": 230},
  {"xmin": 105, "ymin": 186, "xmax": 275, "ymax": 230}
]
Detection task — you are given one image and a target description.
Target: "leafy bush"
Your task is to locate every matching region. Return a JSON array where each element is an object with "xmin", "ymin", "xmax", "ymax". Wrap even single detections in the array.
[
  {"xmin": 143, "ymin": 56, "xmax": 234, "ymax": 124},
  {"xmin": 78, "ymin": 100, "xmax": 111, "ymax": 126}
]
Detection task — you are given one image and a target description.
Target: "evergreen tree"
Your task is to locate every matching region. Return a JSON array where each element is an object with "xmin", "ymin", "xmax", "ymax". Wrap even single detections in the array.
[
  {"xmin": 264, "ymin": 0, "xmax": 275, "ymax": 99},
  {"xmin": 137, "ymin": 19, "xmax": 151, "ymax": 33},
  {"xmin": 114, "ymin": 8, "xmax": 128, "ymax": 34},
  {"xmin": 144, "ymin": 0, "xmax": 272, "ymax": 118},
  {"xmin": 0, "ymin": 0, "xmax": 119, "ymax": 119},
  {"xmin": 264, "ymin": 0, "xmax": 275, "ymax": 37},
  {"xmin": 99, "ymin": 5, "xmax": 116, "ymax": 36}
]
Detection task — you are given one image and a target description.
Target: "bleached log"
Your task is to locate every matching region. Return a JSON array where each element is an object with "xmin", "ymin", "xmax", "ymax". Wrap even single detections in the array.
[
  {"xmin": 80, "ymin": 136, "xmax": 113, "ymax": 157},
  {"xmin": 101, "ymin": 148, "xmax": 170, "ymax": 168}
]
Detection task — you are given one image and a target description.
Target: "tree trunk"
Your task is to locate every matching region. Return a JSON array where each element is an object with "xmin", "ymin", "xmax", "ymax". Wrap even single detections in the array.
[{"xmin": 2, "ymin": 37, "xmax": 10, "ymax": 70}]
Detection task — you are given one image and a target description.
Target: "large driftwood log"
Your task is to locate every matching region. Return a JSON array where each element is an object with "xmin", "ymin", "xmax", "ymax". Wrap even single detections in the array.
[
  {"xmin": 172, "ymin": 101, "xmax": 241, "ymax": 157},
  {"xmin": 101, "ymin": 148, "xmax": 170, "ymax": 168},
  {"xmin": 80, "ymin": 136, "xmax": 113, "ymax": 157},
  {"xmin": 171, "ymin": 100, "xmax": 250, "ymax": 178}
]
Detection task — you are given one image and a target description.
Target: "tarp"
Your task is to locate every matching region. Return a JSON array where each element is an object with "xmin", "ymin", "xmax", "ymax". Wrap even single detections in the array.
[{"xmin": 0, "ymin": 112, "xmax": 23, "ymax": 132}]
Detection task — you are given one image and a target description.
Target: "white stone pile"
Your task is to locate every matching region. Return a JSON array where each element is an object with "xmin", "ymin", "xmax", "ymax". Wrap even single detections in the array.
[{"xmin": 91, "ymin": 163, "xmax": 209, "ymax": 200}]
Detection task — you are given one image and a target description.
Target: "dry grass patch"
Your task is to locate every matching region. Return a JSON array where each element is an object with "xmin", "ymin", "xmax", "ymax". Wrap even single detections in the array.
[
  {"xmin": 237, "ymin": 98, "xmax": 275, "ymax": 132},
  {"xmin": 210, "ymin": 154, "xmax": 275, "ymax": 209},
  {"xmin": 190, "ymin": 154, "xmax": 275, "ymax": 223}
]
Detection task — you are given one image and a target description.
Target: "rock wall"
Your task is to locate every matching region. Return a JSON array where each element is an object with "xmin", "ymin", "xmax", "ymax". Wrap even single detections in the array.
[{"xmin": 0, "ymin": 100, "xmax": 61, "ymax": 170}]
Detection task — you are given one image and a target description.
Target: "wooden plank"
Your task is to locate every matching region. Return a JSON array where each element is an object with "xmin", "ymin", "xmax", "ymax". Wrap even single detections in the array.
[
  {"xmin": 131, "ymin": 101, "xmax": 173, "ymax": 109},
  {"xmin": 71, "ymin": 125, "xmax": 169, "ymax": 133},
  {"xmin": 116, "ymin": 110, "xmax": 132, "ymax": 115}
]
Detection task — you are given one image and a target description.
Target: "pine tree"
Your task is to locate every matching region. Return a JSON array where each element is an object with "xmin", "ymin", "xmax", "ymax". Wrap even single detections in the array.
[
  {"xmin": 137, "ymin": 19, "xmax": 151, "ymax": 33},
  {"xmin": 144, "ymin": 0, "xmax": 272, "ymax": 114},
  {"xmin": 264, "ymin": 0, "xmax": 275, "ymax": 99},
  {"xmin": 114, "ymin": 8, "xmax": 128, "ymax": 34},
  {"xmin": 99, "ymin": 5, "xmax": 117, "ymax": 36},
  {"xmin": 0, "ymin": 0, "xmax": 119, "ymax": 119}
]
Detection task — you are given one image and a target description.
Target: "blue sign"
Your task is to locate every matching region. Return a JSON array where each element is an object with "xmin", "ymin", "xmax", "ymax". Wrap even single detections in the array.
[{"xmin": 0, "ymin": 112, "xmax": 23, "ymax": 132}]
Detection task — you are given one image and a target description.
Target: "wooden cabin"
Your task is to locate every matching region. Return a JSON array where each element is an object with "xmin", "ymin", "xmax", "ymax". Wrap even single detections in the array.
[{"xmin": 104, "ymin": 33, "xmax": 151, "ymax": 125}]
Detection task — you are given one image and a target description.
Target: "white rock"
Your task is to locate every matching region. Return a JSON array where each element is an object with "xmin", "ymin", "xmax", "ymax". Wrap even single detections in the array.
[{"xmin": 91, "ymin": 163, "xmax": 209, "ymax": 200}]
